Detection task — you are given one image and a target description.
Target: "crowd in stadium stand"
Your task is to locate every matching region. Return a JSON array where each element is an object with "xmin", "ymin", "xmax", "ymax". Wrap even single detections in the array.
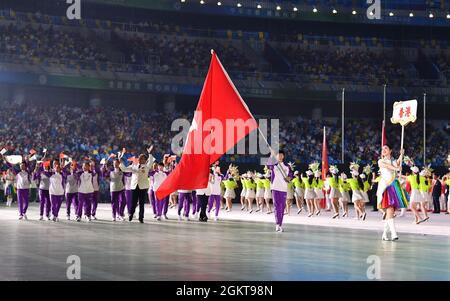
[
  {"xmin": 1, "ymin": 16, "xmax": 449, "ymax": 86},
  {"xmin": 0, "ymin": 23, "xmax": 107, "ymax": 64},
  {"xmin": 278, "ymin": 44, "xmax": 412, "ymax": 86},
  {"xmin": 0, "ymin": 104, "xmax": 447, "ymax": 167}
]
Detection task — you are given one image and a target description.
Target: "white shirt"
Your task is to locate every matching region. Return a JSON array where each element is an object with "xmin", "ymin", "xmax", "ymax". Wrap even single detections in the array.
[
  {"xmin": 92, "ymin": 173, "xmax": 99, "ymax": 191},
  {"xmin": 78, "ymin": 171, "xmax": 94, "ymax": 194},
  {"xmin": 38, "ymin": 172, "xmax": 50, "ymax": 190},
  {"xmin": 271, "ymin": 162, "xmax": 290, "ymax": 192},
  {"xmin": 49, "ymin": 173, "xmax": 65, "ymax": 196},
  {"xmin": 119, "ymin": 155, "xmax": 154, "ymax": 190},
  {"xmin": 109, "ymin": 169, "xmax": 125, "ymax": 192},
  {"xmin": 65, "ymin": 172, "xmax": 78, "ymax": 194},
  {"xmin": 16, "ymin": 171, "xmax": 31, "ymax": 189},
  {"xmin": 152, "ymin": 171, "xmax": 167, "ymax": 191},
  {"xmin": 124, "ymin": 174, "xmax": 132, "ymax": 190}
]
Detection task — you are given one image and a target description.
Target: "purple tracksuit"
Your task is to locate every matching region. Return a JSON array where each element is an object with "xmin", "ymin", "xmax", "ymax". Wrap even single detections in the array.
[
  {"xmin": 76, "ymin": 170, "xmax": 96, "ymax": 218},
  {"xmin": 34, "ymin": 167, "xmax": 51, "ymax": 217},
  {"xmin": 268, "ymin": 159, "xmax": 293, "ymax": 227},
  {"xmin": 91, "ymin": 167, "xmax": 100, "ymax": 217},
  {"xmin": 66, "ymin": 193, "xmax": 78, "ymax": 216},
  {"xmin": 208, "ymin": 195, "xmax": 221, "ymax": 217},
  {"xmin": 8, "ymin": 163, "xmax": 32, "ymax": 216},
  {"xmin": 178, "ymin": 191, "xmax": 193, "ymax": 217},
  {"xmin": 64, "ymin": 168, "xmax": 79, "ymax": 217},
  {"xmin": 51, "ymin": 195, "xmax": 64, "ymax": 217},
  {"xmin": 192, "ymin": 191, "xmax": 199, "ymax": 214}
]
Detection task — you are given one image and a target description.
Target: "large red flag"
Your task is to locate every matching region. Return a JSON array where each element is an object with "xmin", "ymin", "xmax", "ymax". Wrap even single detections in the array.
[
  {"xmin": 155, "ymin": 51, "xmax": 258, "ymax": 199},
  {"xmin": 321, "ymin": 126, "xmax": 329, "ymax": 208}
]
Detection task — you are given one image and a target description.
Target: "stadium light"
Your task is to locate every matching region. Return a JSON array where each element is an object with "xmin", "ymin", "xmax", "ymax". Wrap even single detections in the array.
[
  {"xmin": 180, "ymin": 0, "xmax": 186, "ymax": 3},
  {"xmin": 369, "ymin": 11, "xmax": 374, "ymax": 16},
  {"xmin": 447, "ymin": 13, "xmax": 450, "ymax": 19},
  {"xmin": 429, "ymin": 12, "xmax": 434, "ymax": 18},
  {"xmin": 217, "ymin": 1, "xmax": 221, "ymax": 6},
  {"xmin": 276, "ymin": 5, "xmax": 281, "ymax": 11},
  {"xmin": 237, "ymin": 2, "xmax": 242, "ymax": 7},
  {"xmin": 352, "ymin": 10, "xmax": 357, "ymax": 15},
  {"xmin": 313, "ymin": 7, "xmax": 318, "ymax": 13},
  {"xmin": 256, "ymin": 4, "xmax": 261, "ymax": 9},
  {"xmin": 200, "ymin": 0, "xmax": 205, "ymax": 4},
  {"xmin": 389, "ymin": 12, "xmax": 394, "ymax": 17},
  {"xmin": 409, "ymin": 12, "xmax": 414, "ymax": 17},
  {"xmin": 332, "ymin": 9, "xmax": 337, "ymax": 14},
  {"xmin": 293, "ymin": 7, "xmax": 298, "ymax": 12}
]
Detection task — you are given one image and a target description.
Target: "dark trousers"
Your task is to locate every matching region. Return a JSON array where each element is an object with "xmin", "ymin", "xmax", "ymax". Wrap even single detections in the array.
[
  {"xmin": 432, "ymin": 194, "xmax": 441, "ymax": 213},
  {"xmin": 198, "ymin": 194, "xmax": 209, "ymax": 221},
  {"xmin": 131, "ymin": 186, "xmax": 148, "ymax": 221}
]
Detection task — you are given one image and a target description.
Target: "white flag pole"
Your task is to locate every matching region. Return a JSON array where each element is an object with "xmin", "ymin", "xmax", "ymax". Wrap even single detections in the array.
[
  {"xmin": 341, "ymin": 88, "xmax": 345, "ymax": 163},
  {"xmin": 423, "ymin": 93, "xmax": 426, "ymax": 165}
]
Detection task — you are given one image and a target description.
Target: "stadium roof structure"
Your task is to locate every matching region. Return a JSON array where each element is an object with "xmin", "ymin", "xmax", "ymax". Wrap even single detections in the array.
[{"xmin": 84, "ymin": 0, "xmax": 450, "ymax": 27}]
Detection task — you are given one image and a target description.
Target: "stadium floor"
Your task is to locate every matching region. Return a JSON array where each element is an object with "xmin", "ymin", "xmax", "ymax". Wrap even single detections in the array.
[{"xmin": 1, "ymin": 204, "xmax": 450, "ymax": 281}]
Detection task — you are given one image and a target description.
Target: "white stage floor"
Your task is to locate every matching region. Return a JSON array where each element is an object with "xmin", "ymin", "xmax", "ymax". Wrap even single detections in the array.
[{"xmin": 1, "ymin": 203, "xmax": 450, "ymax": 281}]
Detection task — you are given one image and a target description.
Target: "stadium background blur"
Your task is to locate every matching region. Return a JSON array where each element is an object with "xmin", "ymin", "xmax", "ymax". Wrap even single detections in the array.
[{"xmin": 0, "ymin": 0, "xmax": 448, "ymax": 179}]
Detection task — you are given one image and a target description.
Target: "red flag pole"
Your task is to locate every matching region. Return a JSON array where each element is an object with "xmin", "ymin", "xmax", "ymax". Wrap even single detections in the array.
[{"xmin": 321, "ymin": 126, "xmax": 329, "ymax": 209}]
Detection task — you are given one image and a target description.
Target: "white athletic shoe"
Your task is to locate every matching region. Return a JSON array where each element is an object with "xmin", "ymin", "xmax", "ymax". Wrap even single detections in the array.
[
  {"xmin": 47, "ymin": 216, "xmax": 51, "ymax": 221},
  {"xmin": 18, "ymin": 215, "xmax": 23, "ymax": 220},
  {"xmin": 39, "ymin": 216, "xmax": 44, "ymax": 221},
  {"xmin": 275, "ymin": 225, "xmax": 280, "ymax": 232},
  {"xmin": 153, "ymin": 214, "xmax": 158, "ymax": 219},
  {"xmin": 185, "ymin": 216, "xmax": 190, "ymax": 221},
  {"xmin": 67, "ymin": 215, "xmax": 71, "ymax": 221},
  {"xmin": 214, "ymin": 216, "xmax": 218, "ymax": 221},
  {"xmin": 178, "ymin": 215, "xmax": 182, "ymax": 221},
  {"xmin": 156, "ymin": 216, "xmax": 161, "ymax": 221},
  {"xmin": 23, "ymin": 214, "xmax": 28, "ymax": 220},
  {"xmin": 278, "ymin": 226, "xmax": 284, "ymax": 233},
  {"xmin": 164, "ymin": 215, "xmax": 169, "ymax": 220},
  {"xmin": 92, "ymin": 216, "xmax": 97, "ymax": 220},
  {"xmin": 87, "ymin": 216, "xmax": 92, "ymax": 222},
  {"xmin": 76, "ymin": 217, "xmax": 81, "ymax": 222}
]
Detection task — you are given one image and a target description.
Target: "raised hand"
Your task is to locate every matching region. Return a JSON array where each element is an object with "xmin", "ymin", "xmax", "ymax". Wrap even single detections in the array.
[{"xmin": 147, "ymin": 145, "xmax": 154, "ymax": 154}]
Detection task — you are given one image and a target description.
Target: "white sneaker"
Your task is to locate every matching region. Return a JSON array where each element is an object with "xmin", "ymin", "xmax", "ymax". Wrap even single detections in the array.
[
  {"xmin": 112, "ymin": 217, "xmax": 116, "ymax": 222},
  {"xmin": 275, "ymin": 225, "xmax": 280, "ymax": 232},
  {"xmin": 92, "ymin": 216, "xmax": 97, "ymax": 220},
  {"xmin": 164, "ymin": 215, "xmax": 169, "ymax": 220},
  {"xmin": 39, "ymin": 216, "xmax": 44, "ymax": 221},
  {"xmin": 47, "ymin": 216, "xmax": 51, "ymax": 221},
  {"xmin": 18, "ymin": 215, "xmax": 23, "ymax": 220},
  {"xmin": 23, "ymin": 214, "xmax": 28, "ymax": 220},
  {"xmin": 278, "ymin": 226, "xmax": 284, "ymax": 233},
  {"xmin": 184, "ymin": 216, "xmax": 190, "ymax": 221},
  {"xmin": 67, "ymin": 215, "xmax": 71, "ymax": 221},
  {"xmin": 156, "ymin": 216, "xmax": 161, "ymax": 221},
  {"xmin": 178, "ymin": 215, "xmax": 182, "ymax": 221},
  {"xmin": 214, "ymin": 216, "xmax": 218, "ymax": 221},
  {"xmin": 87, "ymin": 216, "xmax": 92, "ymax": 222}
]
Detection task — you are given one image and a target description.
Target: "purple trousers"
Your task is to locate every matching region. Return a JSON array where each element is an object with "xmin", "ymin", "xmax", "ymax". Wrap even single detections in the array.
[
  {"xmin": 17, "ymin": 189, "xmax": 29, "ymax": 216},
  {"xmin": 39, "ymin": 189, "xmax": 51, "ymax": 217},
  {"xmin": 192, "ymin": 191, "xmax": 199, "ymax": 213},
  {"xmin": 125, "ymin": 190, "xmax": 132, "ymax": 216},
  {"xmin": 156, "ymin": 196, "xmax": 169, "ymax": 217},
  {"xmin": 272, "ymin": 190, "xmax": 287, "ymax": 226},
  {"xmin": 149, "ymin": 189, "xmax": 157, "ymax": 215},
  {"xmin": 178, "ymin": 192, "xmax": 192, "ymax": 217},
  {"xmin": 66, "ymin": 193, "xmax": 78, "ymax": 216},
  {"xmin": 91, "ymin": 191, "xmax": 99, "ymax": 217},
  {"xmin": 111, "ymin": 190, "xmax": 125, "ymax": 218},
  {"xmin": 77, "ymin": 193, "xmax": 93, "ymax": 218},
  {"xmin": 50, "ymin": 195, "xmax": 64, "ymax": 218},
  {"xmin": 208, "ymin": 194, "xmax": 221, "ymax": 217}
]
